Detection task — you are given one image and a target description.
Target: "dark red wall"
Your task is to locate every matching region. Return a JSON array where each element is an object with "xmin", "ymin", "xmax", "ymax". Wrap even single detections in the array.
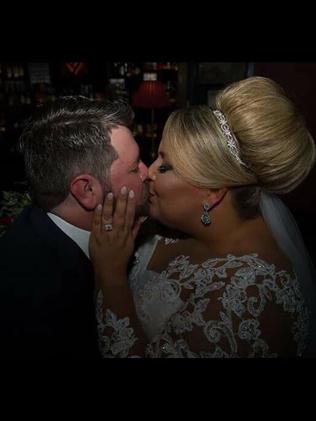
[{"xmin": 254, "ymin": 62, "xmax": 316, "ymax": 215}]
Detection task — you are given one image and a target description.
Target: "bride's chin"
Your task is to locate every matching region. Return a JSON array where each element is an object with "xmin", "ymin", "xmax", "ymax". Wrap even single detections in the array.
[
  {"xmin": 148, "ymin": 206, "xmax": 156, "ymax": 219},
  {"xmin": 149, "ymin": 204, "xmax": 163, "ymax": 222}
]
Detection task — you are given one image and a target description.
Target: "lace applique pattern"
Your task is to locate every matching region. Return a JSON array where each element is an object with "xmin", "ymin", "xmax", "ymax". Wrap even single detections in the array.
[
  {"xmin": 95, "ymin": 289, "xmax": 138, "ymax": 358},
  {"xmin": 97, "ymin": 252, "xmax": 310, "ymax": 358},
  {"xmin": 144, "ymin": 254, "xmax": 309, "ymax": 357},
  {"xmin": 163, "ymin": 237, "xmax": 179, "ymax": 245}
]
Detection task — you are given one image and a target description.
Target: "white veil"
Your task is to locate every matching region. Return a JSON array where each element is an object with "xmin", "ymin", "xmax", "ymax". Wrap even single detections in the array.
[{"xmin": 260, "ymin": 191, "xmax": 316, "ymax": 357}]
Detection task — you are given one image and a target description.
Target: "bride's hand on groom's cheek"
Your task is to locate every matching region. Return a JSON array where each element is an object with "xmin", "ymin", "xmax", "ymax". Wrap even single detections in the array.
[{"xmin": 89, "ymin": 186, "xmax": 144, "ymax": 281}]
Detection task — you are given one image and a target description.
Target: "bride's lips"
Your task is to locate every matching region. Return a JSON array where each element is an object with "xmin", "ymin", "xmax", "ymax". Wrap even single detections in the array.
[{"xmin": 148, "ymin": 192, "xmax": 155, "ymax": 203}]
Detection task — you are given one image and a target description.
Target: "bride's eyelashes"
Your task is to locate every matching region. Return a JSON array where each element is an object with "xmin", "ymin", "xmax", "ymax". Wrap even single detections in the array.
[{"xmin": 158, "ymin": 163, "xmax": 173, "ymax": 173}]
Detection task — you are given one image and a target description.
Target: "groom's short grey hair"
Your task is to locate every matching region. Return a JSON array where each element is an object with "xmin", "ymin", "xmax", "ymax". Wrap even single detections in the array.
[{"xmin": 19, "ymin": 96, "xmax": 134, "ymax": 211}]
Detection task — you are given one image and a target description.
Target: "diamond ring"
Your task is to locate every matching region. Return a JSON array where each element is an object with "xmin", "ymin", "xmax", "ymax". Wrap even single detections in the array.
[{"xmin": 104, "ymin": 223, "xmax": 113, "ymax": 231}]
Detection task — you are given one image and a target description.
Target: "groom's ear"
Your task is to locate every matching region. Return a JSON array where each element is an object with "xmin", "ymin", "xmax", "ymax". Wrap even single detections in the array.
[{"xmin": 70, "ymin": 174, "xmax": 103, "ymax": 210}]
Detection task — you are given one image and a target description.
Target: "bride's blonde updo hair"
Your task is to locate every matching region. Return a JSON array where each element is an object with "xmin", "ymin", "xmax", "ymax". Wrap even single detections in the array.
[{"xmin": 162, "ymin": 76, "xmax": 316, "ymax": 218}]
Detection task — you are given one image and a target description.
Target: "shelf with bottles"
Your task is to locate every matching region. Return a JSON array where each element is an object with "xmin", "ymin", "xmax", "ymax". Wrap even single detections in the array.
[
  {"xmin": 143, "ymin": 62, "xmax": 179, "ymax": 72},
  {"xmin": 139, "ymin": 63, "xmax": 178, "ymax": 106},
  {"xmin": 133, "ymin": 107, "xmax": 170, "ymax": 138},
  {"xmin": 47, "ymin": 62, "xmax": 106, "ymax": 102},
  {"xmin": 0, "ymin": 63, "xmax": 98, "ymax": 135},
  {"xmin": 0, "ymin": 63, "xmax": 33, "ymax": 109},
  {"xmin": 107, "ymin": 62, "xmax": 179, "ymax": 106},
  {"xmin": 132, "ymin": 107, "xmax": 171, "ymax": 165},
  {"xmin": 0, "ymin": 63, "xmax": 34, "ymax": 139}
]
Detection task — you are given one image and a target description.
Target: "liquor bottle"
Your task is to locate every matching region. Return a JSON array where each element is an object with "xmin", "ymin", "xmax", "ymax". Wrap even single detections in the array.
[{"xmin": 7, "ymin": 65, "xmax": 12, "ymax": 79}]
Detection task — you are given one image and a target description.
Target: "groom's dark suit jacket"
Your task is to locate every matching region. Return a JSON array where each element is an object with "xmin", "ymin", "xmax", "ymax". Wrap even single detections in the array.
[{"xmin": 0, "ymin": 206, "xmax": 101, "ymax": 359}]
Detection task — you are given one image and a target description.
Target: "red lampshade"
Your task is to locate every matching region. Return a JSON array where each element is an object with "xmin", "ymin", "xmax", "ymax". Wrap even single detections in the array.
[{"xmin": 132, "ymin": 75, "xmax": 169, "ymax": 109}]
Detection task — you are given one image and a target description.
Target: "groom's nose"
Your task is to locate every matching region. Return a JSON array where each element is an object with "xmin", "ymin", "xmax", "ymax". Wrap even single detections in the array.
[
  {"xmin": 139, "ymin": 161, "xmax": 148, "ymax": 181},
  {"xmin": 148, "ymin": 160, "xmax": 158, "ymax": 181}
]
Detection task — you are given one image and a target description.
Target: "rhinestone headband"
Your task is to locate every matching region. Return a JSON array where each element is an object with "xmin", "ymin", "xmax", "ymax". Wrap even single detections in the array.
[{"xmin": 212, "ymin": 109, "xmax": 249, "ymax": 168}]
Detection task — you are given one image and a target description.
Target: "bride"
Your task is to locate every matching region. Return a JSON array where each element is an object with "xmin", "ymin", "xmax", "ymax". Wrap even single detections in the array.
[{"xmin": 89, "ymin": 76, "xmax": 316, "ymax": 357}]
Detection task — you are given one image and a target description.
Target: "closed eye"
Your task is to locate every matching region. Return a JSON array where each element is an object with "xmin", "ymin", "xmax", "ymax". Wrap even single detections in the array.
[{"xmin": 158, "ymin": 164, "xmax": 172, "ymax": 173}]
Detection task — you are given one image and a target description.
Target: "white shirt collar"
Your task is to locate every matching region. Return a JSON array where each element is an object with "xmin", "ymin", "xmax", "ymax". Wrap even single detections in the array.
[{"xmin": 47, "ymin": 212, "xmax": 91, "ymax": 259}]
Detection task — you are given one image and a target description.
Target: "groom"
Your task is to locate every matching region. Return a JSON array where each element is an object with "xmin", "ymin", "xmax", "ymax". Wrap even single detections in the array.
[{"xmin": 0, "ymin": 96, "xmax": 149, "ymax": 359}]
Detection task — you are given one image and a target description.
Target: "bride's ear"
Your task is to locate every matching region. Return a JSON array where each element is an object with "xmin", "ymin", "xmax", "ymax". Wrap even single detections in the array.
[
  {"xmin": 203, "ymin": 187, "xmax": 228, "ymax": 207},
  {"xmin": 70, "ymin": 174, "xmax": 103, "ymax": 210}
]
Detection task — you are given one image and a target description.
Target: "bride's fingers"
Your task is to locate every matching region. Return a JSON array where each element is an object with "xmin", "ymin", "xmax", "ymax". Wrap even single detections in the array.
[
  {"xmin": 113, "ymin": 186, "xmax": 128, "ymax": 227},
  {"xmin": 92, "ymin": 204, "xmax": 102, "ymax": 235},
  {"xmin": 125, "ymin": 189, "xmax": 136, "ymax": 231},
  {"xmin": 102, "ymin": 192, "xmax": 114, "ymax": 228}
]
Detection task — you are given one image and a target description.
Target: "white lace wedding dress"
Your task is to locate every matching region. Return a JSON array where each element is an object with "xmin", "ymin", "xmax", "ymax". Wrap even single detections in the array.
[{"xmin": 96, "ymin": 234, "xmax": 311, "ymax": 358}]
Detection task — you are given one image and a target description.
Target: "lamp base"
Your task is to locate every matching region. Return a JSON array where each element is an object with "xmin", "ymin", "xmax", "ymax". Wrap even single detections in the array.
[{"xmin": 150, "ymin": 108, "xmax": 157, "ymax": 160}]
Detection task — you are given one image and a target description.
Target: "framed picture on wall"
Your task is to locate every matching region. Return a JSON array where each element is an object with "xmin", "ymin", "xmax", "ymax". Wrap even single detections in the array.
[{"xmin": 198, "ymin": 63, "xmax": 248, "ymax": 85}]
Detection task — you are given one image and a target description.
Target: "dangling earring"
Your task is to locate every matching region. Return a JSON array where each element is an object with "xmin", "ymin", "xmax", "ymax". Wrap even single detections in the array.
[{"xmin": 201, "ymin": 202, "xmax": 211, "ymax": 226}]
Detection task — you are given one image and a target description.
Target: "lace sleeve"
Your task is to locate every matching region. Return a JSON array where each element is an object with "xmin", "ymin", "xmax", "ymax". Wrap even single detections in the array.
[
  {"xmin": 145, "ymin": 255, "xmax": 310, "ymax": 358},
  {"xmin": 95, "ymin": 289, "xmax": 140, "ymax": 358}
]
